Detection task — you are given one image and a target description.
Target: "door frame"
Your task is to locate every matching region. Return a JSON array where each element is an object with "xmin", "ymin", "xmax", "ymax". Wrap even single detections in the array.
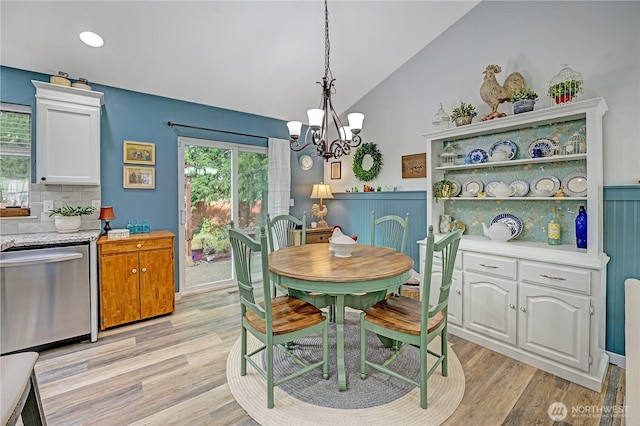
[{"xmin": 177, "ymin": 136, "xmax": 267, "ymax": 294}]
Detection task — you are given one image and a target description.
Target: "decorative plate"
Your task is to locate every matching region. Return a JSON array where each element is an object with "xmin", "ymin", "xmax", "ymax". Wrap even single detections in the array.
[
  {"xmin": 488, "ymin": 140, "xmax": 517, "ymax": 160},
  {"xmin": 531, "ymin": 175, "xmax": 561, "ymax": 194},
  {"xmin": 491, "ymin": 213, "xmax": 523, "ymax": 240},
  {"xmin": 562, "ymin": 172, "xmax": 587, "ymax": 197},
  {"xmin": 508, "ymin": 179, "xmax": 530, "ymax": 197},
  {"xmin": 465, "ymin": 148, "xmax": 488, "ymax": 164},
  {"xmin": 449, "ymin": 180, "xmax": 462, "ymax": 197},
  {"xmin": 462, "ymin": 178, "xmax": 483, "ymax": 196},
  {"xmin": 527, "ymin": 138, "xmax": 558, "ymax": 158},
  {"xmin": 484, "ymin": 181, "xmax": 502, "ymax": 197}
]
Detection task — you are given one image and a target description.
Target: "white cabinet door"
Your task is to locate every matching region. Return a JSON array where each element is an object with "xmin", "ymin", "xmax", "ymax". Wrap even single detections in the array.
[
  {"xmin": 33, "ymin": 81, "xmax": 103, "ymax": 185},
  {"xmin": 518, "ymin": 283, "xmax": 590, "ymax": 371},
  {"xmin": 427, "ymin": 267, "xmax": 463, "ymax": 326},
  {"xmin": 464, "ymin": 272, "xmax": 517, "ymax": 345}
]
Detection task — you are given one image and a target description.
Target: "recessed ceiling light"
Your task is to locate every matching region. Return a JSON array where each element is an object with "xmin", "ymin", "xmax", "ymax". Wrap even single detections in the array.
[{"xmin": 79, "ymin": 31, "xmax": 104, "ymax": 48}]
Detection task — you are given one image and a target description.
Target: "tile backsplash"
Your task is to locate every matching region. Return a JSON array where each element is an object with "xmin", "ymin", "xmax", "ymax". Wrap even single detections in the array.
[{"xmin": 0, "ymin": 183, "xmax": 101, "ymax": 235}]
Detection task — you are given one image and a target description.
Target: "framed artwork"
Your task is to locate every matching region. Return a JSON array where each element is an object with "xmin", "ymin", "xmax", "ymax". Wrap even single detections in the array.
[
  {"xmin": 331, "ymin": 161, "xmax": 341, "ymax": 179},
  {"xmin": 123, "ymin": 140, "xmax": 155, "ymax": 165},
  {"xmin": 123, "ymin": 166, "xmax": 155, "ymax": 189},
  {"xmin": 401, "ymin": 153, "xmax": 427, "ymax": 178}
]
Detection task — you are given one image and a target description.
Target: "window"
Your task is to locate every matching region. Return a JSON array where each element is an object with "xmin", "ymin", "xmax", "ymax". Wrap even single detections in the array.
[{"xmin": 0, "ymin": 103, "xmax": 31, "ymax": 208}]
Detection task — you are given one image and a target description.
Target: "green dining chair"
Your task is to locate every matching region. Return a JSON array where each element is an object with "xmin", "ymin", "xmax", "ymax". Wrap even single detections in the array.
[
  {"xmin": 229, "ymin": 224, "xmax": 329, "ymax": 409},
  {"xmin": 359, "ymin": 225, "xmax": 462, "ymax": 409},
  {"xmin": 370, "ymin": 211, "xmax": 409, "ymax": 254},
  {"xmin": 267, "ymin": 212, "xmax": 306, "ymax": 297}
]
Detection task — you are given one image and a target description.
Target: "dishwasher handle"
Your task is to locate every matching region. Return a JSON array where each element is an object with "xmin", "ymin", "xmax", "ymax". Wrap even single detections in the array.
[{"xmin": 0, "ymin": 252, "xmax": 83, "ymax": 268}]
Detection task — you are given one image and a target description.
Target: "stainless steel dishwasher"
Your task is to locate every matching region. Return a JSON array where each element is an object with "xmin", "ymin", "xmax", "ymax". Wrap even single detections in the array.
[{"xmin": 0, "ymin": 242, "xmax": 91, "ymax": 354}]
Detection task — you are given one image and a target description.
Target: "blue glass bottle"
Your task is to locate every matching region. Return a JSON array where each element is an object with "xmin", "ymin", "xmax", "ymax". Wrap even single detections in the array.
[
  {"xmin": 135, "ymin": 220, "xmax": 142, "ymax": 234},
  {"xmin": 126, "ymin": 221, "xmax": 134, "ymax": 235},
  {"xmin": 142, "ymin": 220, "xmax": 150, "ymax": 233},
  {"xmin": 575, "ymin": 206, "xmax": 587, "ymax": 249}
]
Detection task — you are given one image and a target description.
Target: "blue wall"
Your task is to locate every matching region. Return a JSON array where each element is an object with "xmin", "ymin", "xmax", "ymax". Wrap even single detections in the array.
[
  {"xmin": 0, "ymin": 65, "xmax": 323, "ymax": 234},
  {"xmin": 604, "ymin": 185, "xmax": 640, "ymax": 356}
]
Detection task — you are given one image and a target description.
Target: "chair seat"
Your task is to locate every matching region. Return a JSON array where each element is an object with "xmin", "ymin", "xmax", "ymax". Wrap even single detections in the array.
[
  {"xmin": 245, "ymin": 296, "xmax": 326, "ymax": 335},
  {"xmin": 363, "ymin": 296, "xmax": 445, "ymax": 335}
]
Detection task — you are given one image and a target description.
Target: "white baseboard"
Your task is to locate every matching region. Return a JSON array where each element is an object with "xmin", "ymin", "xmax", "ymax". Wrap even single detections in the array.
[
  {"xmin": 174, "ymin": 292, "xmax": 182, "ymax": 301},
  {"xmin": 607, "ymin": 351, "xmax": 626, "ymax": 368}
]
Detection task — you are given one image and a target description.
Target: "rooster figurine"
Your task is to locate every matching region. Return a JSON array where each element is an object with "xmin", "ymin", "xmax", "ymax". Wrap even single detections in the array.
[
  {"xmin": 479, "ymin": 64, "xmax": 526, "ymax": 121},
  {"xmin": 311, "ymin": 203, "xmax": 329, "ymax": 227}
]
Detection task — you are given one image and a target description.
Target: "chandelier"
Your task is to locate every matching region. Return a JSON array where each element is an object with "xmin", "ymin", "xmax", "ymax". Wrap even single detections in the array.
[{"xmin": 287, "ymin": 0, "xmax": 364, "ymax": 162}]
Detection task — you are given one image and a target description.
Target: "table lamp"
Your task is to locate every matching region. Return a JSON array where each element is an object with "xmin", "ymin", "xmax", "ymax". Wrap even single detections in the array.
[
  {"xmin": 310, "ymin": 182, "xmax": 333, "ymax": 228},
  {"xmin": 99, "ymin": 206, "xmax": 116, "ymax": 234}
]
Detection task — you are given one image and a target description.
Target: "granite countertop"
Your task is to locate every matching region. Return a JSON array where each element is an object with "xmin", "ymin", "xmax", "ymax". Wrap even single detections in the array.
[{"xmin": 0, "ymin": 230, "xmax": 101, "ymax": 251}]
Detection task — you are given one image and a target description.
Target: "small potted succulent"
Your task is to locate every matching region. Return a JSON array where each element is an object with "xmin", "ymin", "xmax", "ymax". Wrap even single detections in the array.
[
  {"xmin": 48, "ymin": 205, "xmax": 97, "ymax": 233},
  {"xmin": 450, "ymin": 102, "xmax": 477, "ymax": 126},
  {"xmin": 511, "ymin": 87, "xmax": 539, "ymax": 114},
  {"xmin": 547, "ymin": 80, "xmax": 583, "ymax": 105}
]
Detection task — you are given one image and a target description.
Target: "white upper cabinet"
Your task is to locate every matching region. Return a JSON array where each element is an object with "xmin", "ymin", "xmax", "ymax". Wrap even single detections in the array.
[{"xmin": 33, "ymin": 81, "xmax": 104, "ymax": 185}]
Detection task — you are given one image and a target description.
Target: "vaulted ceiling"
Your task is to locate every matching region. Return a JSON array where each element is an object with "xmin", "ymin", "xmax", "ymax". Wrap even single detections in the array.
[{"xmin": 1, "ymin": 1, "xmax": 480, "ymax": 121}]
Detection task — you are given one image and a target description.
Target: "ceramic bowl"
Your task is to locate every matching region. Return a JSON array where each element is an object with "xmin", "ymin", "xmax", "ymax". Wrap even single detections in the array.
[{"xmin": 329, "ymin": 238, "xmax": 356, "ymax": 258}]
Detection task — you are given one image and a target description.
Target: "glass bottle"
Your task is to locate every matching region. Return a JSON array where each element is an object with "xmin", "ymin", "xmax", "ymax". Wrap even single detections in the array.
[
  {"xmin": 575, "ymin": 206, "xmax": 587, "ymax": 249},
  {"xmin": 134, "ymin": 220, "xmax": 142, "ymax": 234},
  {"xmin": 142, "ymin": 220, "xmax": 150, "ymax": 233},
  {"xmin": 126, "ymin": 221, "xmax": 133, "ymax": 235},
  {"xmin": 547, "ymin": 207, "xmax": 562, "ymax": 245}
]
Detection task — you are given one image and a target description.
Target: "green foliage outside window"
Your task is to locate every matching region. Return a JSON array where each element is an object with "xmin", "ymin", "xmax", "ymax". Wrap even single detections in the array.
[{"xmin": 0, "ymin": 106, "xmax": 31, "ymax": 206}]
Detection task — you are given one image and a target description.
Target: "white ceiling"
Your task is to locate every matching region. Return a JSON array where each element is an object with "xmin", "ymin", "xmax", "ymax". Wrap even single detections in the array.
[{"xmin": 1, "ymin": 1, "xmax": 479, "ymax": 122}]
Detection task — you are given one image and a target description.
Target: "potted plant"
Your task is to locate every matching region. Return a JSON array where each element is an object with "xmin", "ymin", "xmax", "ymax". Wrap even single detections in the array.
[
  {"xmin": 48, "ymin": 205, "xmax": 97, "ymax": 233},
  {"xmin": 450, "ymin": 102, "xmax": 477, "ymax": 126},
  {"xmin": 511, "ymin": 87, "xmax": 539, "ymax": 114},
  {"xmin": 547, "ymin": 80, "xmax": 583, "ymax": 105},
  {"xmin": 433, "ymin": 179, "xmax": 454, "ymax": 200}
]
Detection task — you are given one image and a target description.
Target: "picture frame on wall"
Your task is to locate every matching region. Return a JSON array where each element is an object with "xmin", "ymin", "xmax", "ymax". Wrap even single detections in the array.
[
  {"xmin": 123, "ymin": 140, "xmax": 155, "ymax": 165},
  {"xmin": 123, "ymin": 166, "xmax": 155, "ymax": 189},
  {"xmin": 401, "ymin": 153, "xmax": 427, "ymax": 178},
  {"xmin": 331, "ymin": 161, "xmax": 341, "ymax": 179}
]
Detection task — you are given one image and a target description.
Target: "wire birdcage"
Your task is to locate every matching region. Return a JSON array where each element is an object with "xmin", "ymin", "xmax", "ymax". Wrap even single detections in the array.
[
  {"xmin": 548, "ymin": 64, "xmax": 584, "ymax": 105},
  {"xmin": 432, "ymin": 103, "xmax": 450, "ymax": 131}
]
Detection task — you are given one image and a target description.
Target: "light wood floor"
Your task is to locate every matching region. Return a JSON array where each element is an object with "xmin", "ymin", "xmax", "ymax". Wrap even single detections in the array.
[{"xmin": 31, "ymin": 287, "xmax": 625, "ymax": 426}]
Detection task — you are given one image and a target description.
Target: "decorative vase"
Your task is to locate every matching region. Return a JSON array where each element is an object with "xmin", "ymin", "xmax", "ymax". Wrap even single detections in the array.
[
  {"xmin": 575, "ymin": 205, "xmax": 587, "ymax": 249},
  {"xmin": 439, "ymin": 214, "xmax": 453, "ymax": 234},
  {"xmin": 513, "ymin": 100, "xmax": 535, "ymax": 114},
  {"xmin": 54, "ymin": 216, "xmax": 81, "ymax": 233},
  {"xmin": 454, "ymin": 116, "xmax": 473, "ymax": 126}
]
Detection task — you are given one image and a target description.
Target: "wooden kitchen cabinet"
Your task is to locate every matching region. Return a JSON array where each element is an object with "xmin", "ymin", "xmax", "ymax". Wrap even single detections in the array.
[
  {"xmin": 293, "ymin": 226, "xmax": 334, "ymax": 245},
  {"xmin": 98, "ymin": 231, "xmax": 175, "ymax": 330}
]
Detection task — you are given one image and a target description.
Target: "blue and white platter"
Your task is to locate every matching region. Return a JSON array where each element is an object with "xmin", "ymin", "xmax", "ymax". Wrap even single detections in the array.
[
  {"xmin": 508, "ymin": 179, "xmax": 530, "ymax": 197},
  {"xmin": 491, "ymin": 213, "xmax": 523, "ymax": 240},
  {"xmin": 561, "ymin": 172, "xmax": 587, "ymax": 197},
  {"xmin": 527, "ymin": 138, "xmax": 558, "ymax": 158},
  {"xmin": 488, "ymin": 140, "xmax": 517, "ymax": 160},
  {"xmin": 484, "ymin": 181, "xmax": 501, "ymax": 197},
  {"xmin": 465, "ymin": 148, "xmax": 488, "ymax": 164}
]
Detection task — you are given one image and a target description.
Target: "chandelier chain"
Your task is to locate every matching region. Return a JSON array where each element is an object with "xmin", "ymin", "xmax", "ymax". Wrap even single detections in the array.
[{"xmin": 324, "ymin": 0, "xmax": 331, "ymax": 79}]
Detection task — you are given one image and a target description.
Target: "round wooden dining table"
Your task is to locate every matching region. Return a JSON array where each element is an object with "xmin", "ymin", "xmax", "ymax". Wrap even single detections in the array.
[{"xmin": 268, "ymin": 243, "xmax": 413, "ymax": 391}]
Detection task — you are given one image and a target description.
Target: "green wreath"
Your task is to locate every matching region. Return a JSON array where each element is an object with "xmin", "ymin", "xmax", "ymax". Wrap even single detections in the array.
[{"xmin": 352, "ymin": 142, "xmax": 383, "ymax": 182}]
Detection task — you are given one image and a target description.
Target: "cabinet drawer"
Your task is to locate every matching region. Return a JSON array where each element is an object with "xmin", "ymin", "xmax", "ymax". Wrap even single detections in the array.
[
  {"xmin": 520, "ymin": 261, "xmax": 591, "ymax": 295},
  {"xmin": 433, "ymin": 250, "xmax": 463, "ymax": 270},
  {"xmin": 100, "ymin": 237, "xmax": 173, "ymax": 255},
  {"xmin": 306, "ymin": 232, "xmax": 332, "ymax": 244},
  {"xmin": 464, "ymin": 252, "xmax": 516, "ymax": 280}
]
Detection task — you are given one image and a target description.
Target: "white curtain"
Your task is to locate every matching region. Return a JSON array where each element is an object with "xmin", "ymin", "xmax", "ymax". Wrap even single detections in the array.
[{"xmin": 268, "ymin": 138, "xmax": 291, "ymax": 217}]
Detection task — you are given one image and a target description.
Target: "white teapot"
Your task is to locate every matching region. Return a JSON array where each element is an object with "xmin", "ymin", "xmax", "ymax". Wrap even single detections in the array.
[
  {"xmin": 492, "ymin": 182, "xmax": 516, "ymax": 198},
  {"xmin": 481, "ymin": 222, "xmax": 512, "ymax": 242}
]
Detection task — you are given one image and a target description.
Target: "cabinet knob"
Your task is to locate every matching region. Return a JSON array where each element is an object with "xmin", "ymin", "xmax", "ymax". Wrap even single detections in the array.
[
  {"xmin": 509, "ymin": 303, "xmax": 515, "ymax": 309},
  {"xmin": 520, "ymin": 307, "xmax": 526, "ymax": 312},
  {"xmin": 132, "ymin": 268, "xmax": 137, "ymax": 274},
  {"xmin": 456, "ymin": 289, "xmax": 461, "ymax": 295},
  {"xmin": 141, "ymin": 267, "xmax": 147, "ymax": 272},
  {"xmin": 137, "ymin": 243, "xmax": 142, "ymax": 248},
  {"xmin": 40, "ymin": 177, "xmax": 46, "ymax": 181}
]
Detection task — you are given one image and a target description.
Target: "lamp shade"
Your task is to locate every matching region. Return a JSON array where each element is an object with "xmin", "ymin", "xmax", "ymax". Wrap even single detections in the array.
[
  {"xmin": 310, "ymin": 183, "xmax": 334, "ymax": 199},
  {"xmin": 98, "ymin": 206, "xmax": 115, "ymax": 220}
]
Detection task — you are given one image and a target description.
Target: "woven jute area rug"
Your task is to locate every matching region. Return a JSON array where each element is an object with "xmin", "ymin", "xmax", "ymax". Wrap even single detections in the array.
[{"xmin": 227, "ymin": 313, "xmax": 465, "ymax": 425}]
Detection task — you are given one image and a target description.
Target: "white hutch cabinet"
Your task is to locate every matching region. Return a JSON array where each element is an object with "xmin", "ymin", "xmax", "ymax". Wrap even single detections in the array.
[
  {"xmin": 33, "ymin": 81, "xmax": 104, "ymax": 185},
  {"xmin": 420, "ymin": 98, "xmax": 609, "ymax": 391}
]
